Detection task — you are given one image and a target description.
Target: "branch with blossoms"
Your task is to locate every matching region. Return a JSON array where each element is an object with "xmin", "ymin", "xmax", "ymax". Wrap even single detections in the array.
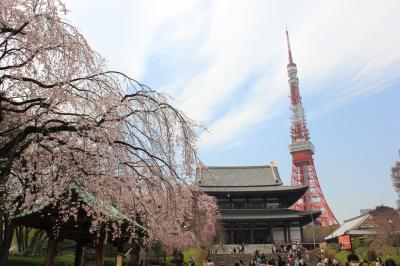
[{"xmin": 0, "ymin": 0, "xmax": 216, "ymax": 253}]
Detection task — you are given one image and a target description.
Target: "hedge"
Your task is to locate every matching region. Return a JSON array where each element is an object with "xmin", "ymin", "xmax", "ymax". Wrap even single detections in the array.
[{"xmin": 8, "ymin": 253, "xmax": 115, "ymax": 266}]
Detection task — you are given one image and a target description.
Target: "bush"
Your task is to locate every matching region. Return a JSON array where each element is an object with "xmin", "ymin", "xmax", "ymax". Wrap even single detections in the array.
[
  {"xmin": 8, "ymin": 256, "xmax": 44, "ymax": 266},
  {"xmin": 367, "ymin": 250, "xmax": 377, "ymax": 263},
  {"xmin": 8, "ymin": 253, "xmax": 115, "ymax": 266},
  {"xmin": 335, "ymin": 250, "xmax": 350, "ymax": 266}
]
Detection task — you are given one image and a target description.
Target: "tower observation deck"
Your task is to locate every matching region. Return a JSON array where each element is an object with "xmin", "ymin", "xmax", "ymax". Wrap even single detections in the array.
[{"xmin": 285, "ymin": 30, "xmax": 338, "ymax": 227}]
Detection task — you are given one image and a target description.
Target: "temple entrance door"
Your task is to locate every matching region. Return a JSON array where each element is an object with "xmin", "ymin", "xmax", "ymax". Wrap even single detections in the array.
[
  {"xmin": 253, "ymin": 230, "xmax": 267, "ymax": 244},
  {"xmin": 234, "ymin": 230, "xmax": 250, "ymax": 244}
]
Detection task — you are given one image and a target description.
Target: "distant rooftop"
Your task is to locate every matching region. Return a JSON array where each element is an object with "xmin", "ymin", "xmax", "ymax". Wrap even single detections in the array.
[{"xmin": 197, "ymin": 163, "xmax": 283, "ymax": 187}]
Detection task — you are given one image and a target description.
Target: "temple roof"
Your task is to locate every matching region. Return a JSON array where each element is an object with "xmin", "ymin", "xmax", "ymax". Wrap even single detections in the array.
[
  {"xmin": 11, "ymin": 185, "xmax": 145, "ymax": 242},
  {"xmin": 201, "ymin": 185, "xmax": 308, "ymax": 193},
  {"xmin": 218, "ymin": 208, "xmax": 320, "ymax": 224},
  {"xmin": 197, "ymin": 165, "xmax": 283, "ymax": 187}
]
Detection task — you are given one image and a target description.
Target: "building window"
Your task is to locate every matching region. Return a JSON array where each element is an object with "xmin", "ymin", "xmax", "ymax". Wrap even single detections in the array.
[
  {"xmin": 271, "ymin": 227, "xmax": 285, "ymax": 243},
  {"xmin": 231, "ymin": 198, "xmax": 246, "ymax": 209},
  {"xmin": 248, "ymin": 198, "xmax": 264, "ymax": 209},
  {"xmin": 290, "ymin": 227, "xmax": 301, "ymax": 242},
  {"xmin": 217, "ymin": 198, "xmax": 230, "ymax": 209},
  {"xmin": 266, "ymin": 200, "xmax": 280, "ymax": 209}
]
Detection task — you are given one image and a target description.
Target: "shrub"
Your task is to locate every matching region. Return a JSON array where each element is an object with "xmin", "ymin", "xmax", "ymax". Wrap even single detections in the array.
[
  {"xmin": 8, "ymin": 253, "xmax": 116, "ymax": 266},
  {"xmin": 367, "ymin": 250, "xmax": 377, "ymax": 263},
  {"xmin": 8, "ymin": 256, "xmax": 44, "ymax": 266},
  {"xmin": 335, "ymin": 250, "xmax": 350, "ymax": 266}
]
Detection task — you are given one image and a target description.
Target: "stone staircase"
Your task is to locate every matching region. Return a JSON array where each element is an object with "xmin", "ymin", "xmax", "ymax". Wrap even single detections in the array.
[
  {"xmin": 213, "ymin": 244, "xmax": 272, "ymax": 255},
  {"xmin": 208, "ymin": 254, "xmax": 253, "ymax": 266}
]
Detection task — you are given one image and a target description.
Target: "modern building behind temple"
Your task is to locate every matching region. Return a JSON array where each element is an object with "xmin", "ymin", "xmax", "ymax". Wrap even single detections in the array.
[{"xmin": 197, "ymin": 162, "xmax": 321, "ymax": 245}]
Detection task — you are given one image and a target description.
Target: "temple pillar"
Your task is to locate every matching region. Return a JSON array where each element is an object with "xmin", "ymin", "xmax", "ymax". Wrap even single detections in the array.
[
  {"xmin": 230, "ymin": 224, "xmax": 234, "ymax": 244},
  {"xmin": 44, "ymin": 238, "xmax": 58, "ymax": 266},
  {"xmin": 300, "ymin": 225, "xmax": 304, "ymax": 243},
  {"xmin": 250, "ymin": 225, "xmax": 254, "ymax": 243},
  {"xmin": 96, "ymin": 240, "xmax": 105, "ymax": 266},
  {"xmin": 287, "ymin": 224, "xmax": 292, "ymax": 243},
  {"xmin": 283, "ymin": 226, "xmax": 288, "ymax": 243},
  {"xmin": 74, "ymin": 241, "xmax": 86, "ymax": 266},
  {"xmin": 268, "ymin": 225, "xmax": 273, "ymax": 244}
]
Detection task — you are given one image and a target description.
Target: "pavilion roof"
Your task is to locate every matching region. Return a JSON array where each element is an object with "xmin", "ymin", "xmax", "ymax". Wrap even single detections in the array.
[
  {"xmin": 197, "ymin": 165, "xmax": 283, "ymax": 187},
  {"xmin": 11, "ymin": 184, "xmax": 145, "ymax": 231},
  {"xmin": 324, "ymin": 212, "xmax": 370, "ymax": 240}
]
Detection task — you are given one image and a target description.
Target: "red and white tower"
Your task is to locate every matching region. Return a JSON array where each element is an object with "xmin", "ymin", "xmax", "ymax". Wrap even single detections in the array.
[{"xmin": 285, "ymin": 30, "xmax": 338, "ymax": 226}]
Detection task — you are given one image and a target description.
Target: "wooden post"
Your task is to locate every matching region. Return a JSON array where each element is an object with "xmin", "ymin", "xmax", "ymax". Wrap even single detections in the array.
[
  {"xmin": 96, "ymin": 240, "xmax": 105, "ymax": 266},
  {"xmin": 115, "ymin": 253, "xmax": 123, "ymax": 266},
  {"xmin": 268, "ymin": 225, "xmax": 273, "ymax": 244},
  {"xmin": 44, "ymin": 238, "xmax": 58, "ymax": 266},
  {"xmin": 300, "ymin": 225, "xmax": 304, "ymax": 243},
  {"xmin": 230, "ymin": 224, "xmax": 234, "ymax": 244},
  {"xmin": 115, "ymin": 244, "xmax": 124, "ymax": 266},
  {"xmin": 250, "ymin": 225, "xmax": 254, "ymax": 244},
  {"xmin": 74, "ymin": 241, "xmax": 86, "ymax": 266},
  {"xmin": 287, "ymin": 225, "xmax": 292, "ymax": 243},
  {"xmin": 283, "ymin": 226, "xmax": 288, "ymax": 244}
]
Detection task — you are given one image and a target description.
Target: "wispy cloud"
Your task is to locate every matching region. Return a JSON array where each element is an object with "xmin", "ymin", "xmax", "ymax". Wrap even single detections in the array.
[{"xmin": 67, "ymin": 0, "xmax": 400, "ymax": 151}]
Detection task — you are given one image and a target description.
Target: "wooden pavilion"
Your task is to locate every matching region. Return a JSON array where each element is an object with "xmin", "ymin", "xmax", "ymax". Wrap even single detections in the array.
[{"xmin": 12, "ymin": 185, "xmax": 145, "ymax": 266}]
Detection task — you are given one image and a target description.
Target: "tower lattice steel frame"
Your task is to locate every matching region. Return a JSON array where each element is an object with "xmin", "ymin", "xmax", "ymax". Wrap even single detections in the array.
[{"xmin": 285, "ymin": 30, "xmax": 338, "ymax": 227}]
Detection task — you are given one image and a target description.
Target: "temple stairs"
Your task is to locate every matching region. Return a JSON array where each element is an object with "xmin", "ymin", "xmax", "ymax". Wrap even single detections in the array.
[
  {"xmin": 208, "ymin": 254, "xmax": 253, "ymax": 266},
  {"xmin": 213, "ymin": 244, "xmax": 273, "ymax": 255}
]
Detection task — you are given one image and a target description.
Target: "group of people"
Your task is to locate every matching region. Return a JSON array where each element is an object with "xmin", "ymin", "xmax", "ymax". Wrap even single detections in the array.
[
  {"xmin": 323, "ymin": 253, "xmax": 397, "ymax": 266},
  {"xmin": 249, "ymin": 249, "xmax": 308, "ymax": 266},
  {"xmin": 271, "ymin": 243, "xmax": 308, "ymax": 257},
  {"xmin": 316, "ymin": 257, "xmax": 340, "ymax": 266},
  {"xmin": 232, "ymin": 243, "xmax": 246, "ymax": 255}
]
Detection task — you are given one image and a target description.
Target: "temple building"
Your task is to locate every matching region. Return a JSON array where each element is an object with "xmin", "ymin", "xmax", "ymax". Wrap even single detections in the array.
[{"xmin": 197, "ymin": 162, "xmax": 320, "ymax": 245}]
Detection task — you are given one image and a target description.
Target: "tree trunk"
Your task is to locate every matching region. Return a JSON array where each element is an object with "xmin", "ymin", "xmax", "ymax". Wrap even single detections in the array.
[
  {"xmin": 74, "ymin": 241, "xmax": 86, "ymax": 266},
  {"xmin": 128, "ymin": 243, "xmax": 140, "ymax": 266},
  {"xmin": 24, "ymin": 227, "xmax": 30, "ymax": 251},
  {"xmin": 44, "ymin": 238, "xmax": 58, "ymax": 266},
  {"xmin": 31, "ymin": 230, "xmax": 46, "ymax": 255},
  {"xmin": 0, "ymin": 219, "xmax": 16, "ymax": 266},
  {"xmin": 0, "ymin": 214, "xmax": 3, "ymax": 244},
  {"xmin": 95, "ymin": 240, "xmax": 105, "ymax": 266},
  {"xmin": 15, "ymin": 226, "xmax": 22, "ymax": 252}
]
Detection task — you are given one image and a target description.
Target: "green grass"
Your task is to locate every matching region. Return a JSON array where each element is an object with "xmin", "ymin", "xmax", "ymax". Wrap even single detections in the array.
[{"xmin": 183, "ymin": 248, "xmax": 205, "ymax": 263}]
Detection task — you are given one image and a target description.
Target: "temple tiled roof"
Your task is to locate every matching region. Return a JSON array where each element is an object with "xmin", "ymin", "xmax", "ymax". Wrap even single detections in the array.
[
  {"xmin": 11, "ymin": 184, "xmax": 145, "ymax": 230},
  {"xmin": 201, "ymin": 185, "xmax": 308, "ymax": 193},
  {"xmin": 218, "ymin": 208, "xmax": 320, "ymax": 222},
  {"xmin": 197, "ymin": 165, "xmax": 283, "ymax": 187}
]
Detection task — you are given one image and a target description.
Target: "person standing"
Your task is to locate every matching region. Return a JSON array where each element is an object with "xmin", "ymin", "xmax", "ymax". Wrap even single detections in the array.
[
  {"xmin": 384, "ymin": 256, "xmax": 396, "ymax": 266},
  {"xmin": 205, "ymin": 258, "xmax": 215, "ymax": 266},
  {"xmin": 176, "ymin": 251, "xmax": 184, "ymax": 266},
  {"xmin": 277, "ymin": 255, "xmax": 284, "ymax": 266},
  {"xmin": 189, "ymin": 257, "xmax": 196, "ymax": 266},
  {"xmin": 299, "ymin": 258, "xmax": 307, "ymax": 266},
  {"xmin": 376, "ymin": 258, "xmax": 384, "ymax": 266}
]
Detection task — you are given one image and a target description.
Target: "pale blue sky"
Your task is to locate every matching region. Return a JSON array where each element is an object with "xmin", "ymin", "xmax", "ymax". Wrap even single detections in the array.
[{"xmin": 66, "ymin": 0, "xmax": 400, "ymax": 223}]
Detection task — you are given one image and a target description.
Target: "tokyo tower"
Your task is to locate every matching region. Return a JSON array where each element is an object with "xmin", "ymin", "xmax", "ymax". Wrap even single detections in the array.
[{"xmin": 285, "ymin": 30, "xmax": 339, "ymax": 226}]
